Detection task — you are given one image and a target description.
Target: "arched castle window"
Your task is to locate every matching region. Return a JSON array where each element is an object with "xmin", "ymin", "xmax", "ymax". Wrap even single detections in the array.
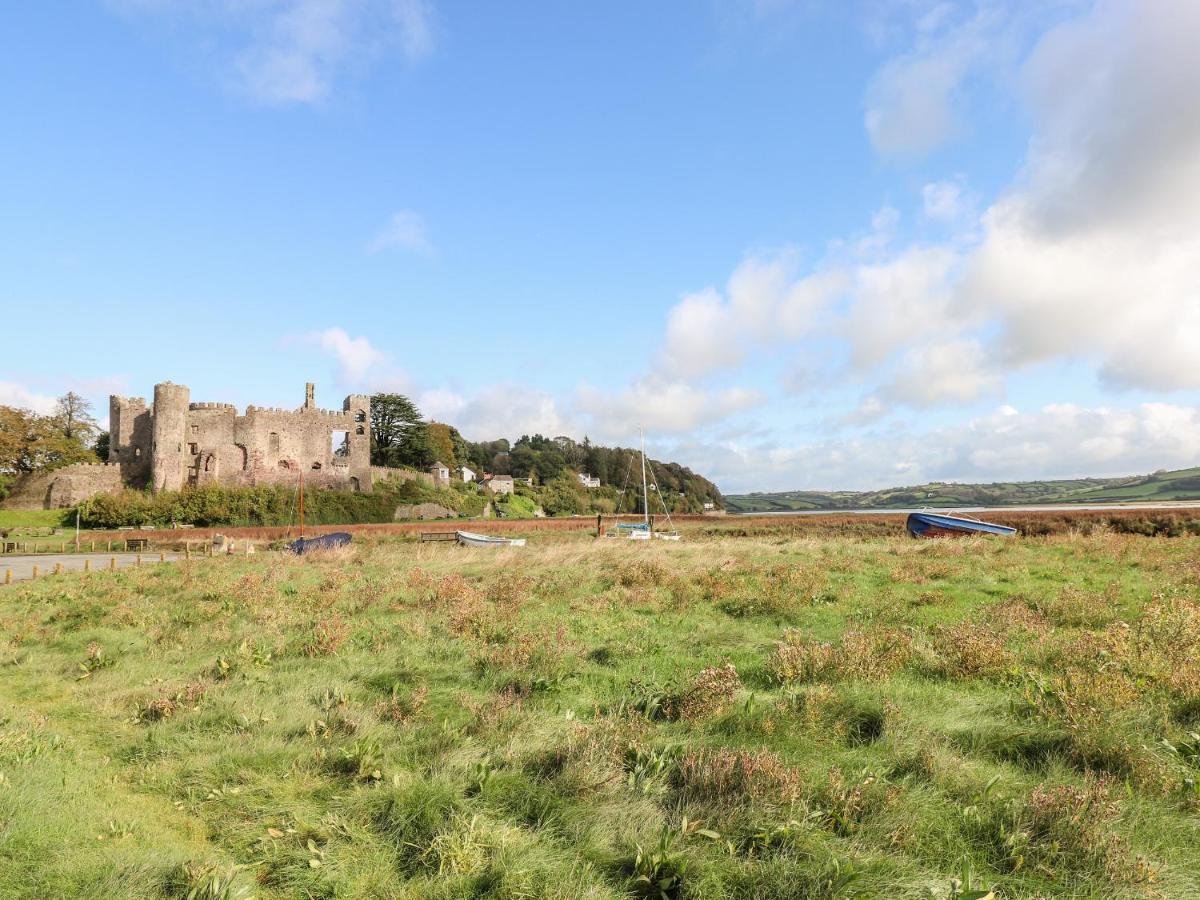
[{"xmin": 355, "ymin": 409, "xmax": 366, "ymax": 422}]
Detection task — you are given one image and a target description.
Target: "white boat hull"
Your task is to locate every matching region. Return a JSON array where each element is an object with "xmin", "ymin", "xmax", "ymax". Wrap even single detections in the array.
[{"xmin": 456, "ymin": 530, "xmax": 526, "ymax": 548}]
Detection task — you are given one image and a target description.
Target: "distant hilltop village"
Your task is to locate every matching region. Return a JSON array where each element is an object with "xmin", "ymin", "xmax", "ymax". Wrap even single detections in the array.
[{"xmin": 4, "ymin": 382, "xmax": 373, "ymax": 509}]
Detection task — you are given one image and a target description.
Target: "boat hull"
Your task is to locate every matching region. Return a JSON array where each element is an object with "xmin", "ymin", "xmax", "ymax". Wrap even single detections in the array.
[
  {"xmin": 906, "ymin": 512, "xmax": 1016, "ymax": 538},
  {"xmin": 456, "ymin": 530, "xmax": 526, "ymax": 548}
]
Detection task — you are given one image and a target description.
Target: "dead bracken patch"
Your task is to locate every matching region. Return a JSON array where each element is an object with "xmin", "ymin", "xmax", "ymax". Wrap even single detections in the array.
[
  {"xmin": 929, "ymin": 622, "xmax": 1014, "ymax": 679},
  {"xmin": 674, "ymin": 747, "xmax": 803, "ymax": 803},
  {"xmin": 768, "ymin": 628, "xmax": 913, "ymax": 684}
]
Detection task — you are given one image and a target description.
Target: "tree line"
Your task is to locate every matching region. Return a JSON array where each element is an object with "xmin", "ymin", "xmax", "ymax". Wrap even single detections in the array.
[
  {"xmin": 0, "ymin": 393, "xmax": 106, "ymax": 501},
  {"xmin": 368, "ymin": 393, "xmax": 723, "ymax": 510}
]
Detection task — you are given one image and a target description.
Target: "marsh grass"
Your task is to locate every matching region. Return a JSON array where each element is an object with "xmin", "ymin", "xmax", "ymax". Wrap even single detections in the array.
[{"xmin": 2, "ymin": 530, "xmax": 1200, "ymax": 897}]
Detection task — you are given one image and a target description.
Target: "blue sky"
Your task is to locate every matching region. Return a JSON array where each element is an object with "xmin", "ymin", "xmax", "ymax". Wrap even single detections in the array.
[{"xmin": 2, "ymin": 0, "xmax": 1199, "ymax": 493}]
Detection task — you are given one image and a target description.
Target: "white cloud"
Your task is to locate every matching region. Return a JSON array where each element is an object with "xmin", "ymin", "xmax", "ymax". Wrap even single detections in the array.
[
  {"xmin": 881, "ymin": 337, "xmax": 1001, "ymax": 407},
  {"xmin": 418, "ymin": 385, "xmax": 577, "ymax": 441},
  {"xmin": 294, "ymin": 327, "xmax": 390, "ymax": 384},
  {"xmin": 0, "ymin": 382, "xmax": 59, "ymax": 415},
  {"xmin": 956, "ymin": 0, "xmax": 1200, "ymax": 391},
  {"xmin": 658, "ymin": 254, "xmax": 846, "ymax": 379},
  {"xmin": 922, "ymin": 179, "xmax": 965, "ymax": 220},
  {"xmin": 576, "ymin": 379, "xmax": 764, "ymax": 440},
  {"xmin": 865, "ymin": 43, "xmax": 970, "ymax": 159},
  {"xmin": 840, "ymin": 394, "xmax": 887, "ymax": 425},
  {"xmin": 843, "ymin": 244, "xmax": 960, "ymax": 369},
  {"xmin": 111, "ymin": 0, "xmax": 435, "ymax": 105},
  {"xmin": 367, "ymin": 210, "xmax": 434, "ymax": 255}
]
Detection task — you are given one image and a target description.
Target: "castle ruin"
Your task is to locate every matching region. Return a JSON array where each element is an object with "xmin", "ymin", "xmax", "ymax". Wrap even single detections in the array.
[{"xmin": 2, "ymin": 382, "xmax": 373, "ymax": 509}]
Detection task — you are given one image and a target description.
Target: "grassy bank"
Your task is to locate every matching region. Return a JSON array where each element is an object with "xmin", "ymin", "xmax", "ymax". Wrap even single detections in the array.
[
  {"xmin": 2, "ymin": 530, "xmax": 1200, "ymax": 897},
  {"xmin": 0, "ymin": 508, "xmax": 71, "ymax": 531}
]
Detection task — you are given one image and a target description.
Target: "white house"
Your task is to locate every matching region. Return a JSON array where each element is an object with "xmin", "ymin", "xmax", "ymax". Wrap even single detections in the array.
[
  {"xmin": 460, "ymin": 466, "xmax": 476, "ymax": 483},
  {"xmin": 578, "ymin": 473, "xmax": 601, "ymax": 489}
]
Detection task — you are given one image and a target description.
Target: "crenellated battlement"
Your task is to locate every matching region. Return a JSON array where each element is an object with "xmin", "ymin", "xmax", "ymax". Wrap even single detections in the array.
[
  {"xmin": 189, "ymin": 402, "xmax": 236, "ymax": 411},
  {"xmin": 245, "ymin": 405, "xmax": 353, "ymax": 418}
]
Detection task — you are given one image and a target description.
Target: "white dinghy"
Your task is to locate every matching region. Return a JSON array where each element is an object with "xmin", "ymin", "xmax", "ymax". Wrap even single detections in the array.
[{"xmin": 456, "ymin": 530, "xmax": 526, "ymax": 548}]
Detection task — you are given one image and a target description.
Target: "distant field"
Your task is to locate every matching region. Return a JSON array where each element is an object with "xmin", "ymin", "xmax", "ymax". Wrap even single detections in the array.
[
  {"xmin": 3, "ymin": 528, "xmax": 1200, "ymax": 897},
  {"xmin": 726, "ymin": 465, "xmax": 1200, "ymax": 512}
]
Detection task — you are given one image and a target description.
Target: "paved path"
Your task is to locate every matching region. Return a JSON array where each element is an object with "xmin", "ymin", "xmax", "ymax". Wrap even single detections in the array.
[{"xmin": 1, "ymin": 552, "xmax": 183, "ymax": 585}]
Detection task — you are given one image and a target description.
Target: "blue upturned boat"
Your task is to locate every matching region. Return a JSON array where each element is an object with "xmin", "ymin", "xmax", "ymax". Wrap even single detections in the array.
[
  {"xmin": 288, "ymin": 532, "xmax": 352, "ymax": 554},
  {"xmin": 906, "ymin": 511, "xmax": 1017, "ymax": 538}
]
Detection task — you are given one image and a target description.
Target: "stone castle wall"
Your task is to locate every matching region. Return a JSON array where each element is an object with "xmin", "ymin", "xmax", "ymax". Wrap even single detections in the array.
[
  {"xmin": 1, "ymin": 462, "xmax": 124, "ymax": 510},
  {"xmin": 3, "ymin": 382, "xmax": 375, "ymax": 510}
]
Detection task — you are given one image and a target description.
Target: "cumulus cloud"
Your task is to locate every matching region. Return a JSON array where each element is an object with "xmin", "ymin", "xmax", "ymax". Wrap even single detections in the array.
[
  {"xmin": 418, "ymin": 385, "xmax": 577, "ymax": 441},
  {"xmin": 954, "ymin": 0, "xmax": 1200, "ymax": 391},
  {"xmin": 367, "ymin": 210, "xmax": 434, "ymax": 255},
  {"xmin": 658, "ymin": 253, "xmax": 846, "ymax": 379},
  {"xmin": 291, "ymin": 327, "xmax": 393, "ymax": 385},
  {"xmin": 843, "ymin": 243, "xmax": 961, "ymax": 369},
  {"xmin": 881, "ymin": 337, "xmax": 1001, "ymax": 407},
  {"xmin": 111, "ymin": 0, "xmax": 435, "ymax": 105},
  {"xmin": 576, "ymin": 379, "xmax": 765, "ymax": 440}
]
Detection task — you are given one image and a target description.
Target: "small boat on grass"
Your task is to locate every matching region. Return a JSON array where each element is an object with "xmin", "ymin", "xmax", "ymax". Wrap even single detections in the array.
[
  {"xmin": 456, "ymin": 530, "xmax": 526, "ymax": 548},
  {"xmin": 289, "ymin": 532, "xmax": 352, "ymax": 554},
  {"xmin": 906, "ymin": 511, "xmax": 1017, "ymax": 538}
]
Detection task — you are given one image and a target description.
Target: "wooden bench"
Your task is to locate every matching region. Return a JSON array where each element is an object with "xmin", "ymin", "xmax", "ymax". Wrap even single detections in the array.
[
  {"xmin": 420, "ymin": 532, "xmax": 457, "ymax": 543},
  {"xmin": 125, "ymin": 538, "xmax": 150, "ymax": 551}
]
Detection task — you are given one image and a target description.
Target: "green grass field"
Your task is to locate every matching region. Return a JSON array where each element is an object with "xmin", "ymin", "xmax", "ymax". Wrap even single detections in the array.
[
  {"xmin": 2, "ymin": 530, "xmax": 1199, "ymax": 898},
  {"xmin": 0, "ymin": 508, "xmax": 71, "ymax": 531}
]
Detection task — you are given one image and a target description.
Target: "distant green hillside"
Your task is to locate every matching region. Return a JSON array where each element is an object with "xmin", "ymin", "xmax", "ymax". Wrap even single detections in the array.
[{"xmin": 725, "ymin": 466, "xmax": 1200, "ymax": 513}]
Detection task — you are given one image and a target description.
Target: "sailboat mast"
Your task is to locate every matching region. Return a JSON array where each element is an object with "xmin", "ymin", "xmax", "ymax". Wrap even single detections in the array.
[{"xmin": 640, "ymin": 427, "xmax": 649, "ymax": 527}]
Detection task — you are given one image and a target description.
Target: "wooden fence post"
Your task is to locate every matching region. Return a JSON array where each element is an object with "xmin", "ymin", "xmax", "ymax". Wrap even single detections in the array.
[
  {"xmin": 4, "ymin": 569, "xmax": 11, "ymax": 585},
  {"xmin": 84, "ymin": 559, "xmax": 91, "ymax": 572},
  {"xmin": 136, "ymin": 554, "xmax": 142, "ymax": 567},
  {"xmin": 31, "ymin": 565, "xmax": 38, "ymax": 579},
  {"xmin": 54, "ymin": 563, "xmax": 62, "ymax": 575},
  {"xmin": 110, "ymin": 557, "xmax": 117, "ymax": 571}
]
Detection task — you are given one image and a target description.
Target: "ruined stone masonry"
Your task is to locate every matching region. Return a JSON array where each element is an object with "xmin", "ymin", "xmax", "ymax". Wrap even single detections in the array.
[{"xmin": 3, "ymin": 382, "xmax": 373, "ymax": 509}]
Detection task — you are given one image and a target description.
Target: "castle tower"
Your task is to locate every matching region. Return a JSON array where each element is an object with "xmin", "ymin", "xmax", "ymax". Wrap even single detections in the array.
[
  {"xmin": 304, "ymin": 382, "xmax": 315, "ymax": 410},
  {"xmin": 343, "ymin": 393, "xmax": 372, "ymax": 491},
  {"xmin": 151, "ymin": 382, "xmax": 190, "ymax": 492},
  {"xmin": 109, "ymin": 395, "xmax": 152, "ymax": 485}
]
